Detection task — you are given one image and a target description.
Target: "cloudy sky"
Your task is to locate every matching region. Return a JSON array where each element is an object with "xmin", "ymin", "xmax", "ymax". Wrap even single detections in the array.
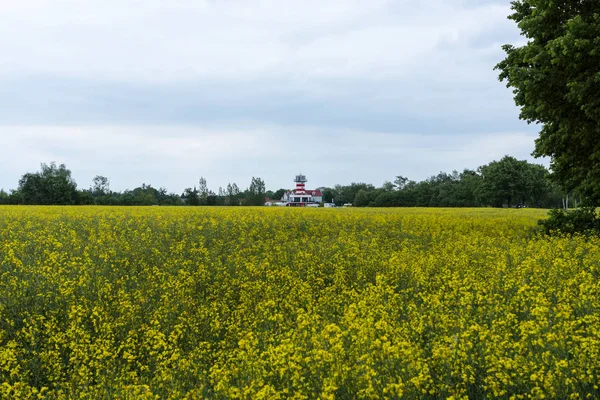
[{"xmin": 0, "ymin": 0, "xmax": 542, "ymax": 193}]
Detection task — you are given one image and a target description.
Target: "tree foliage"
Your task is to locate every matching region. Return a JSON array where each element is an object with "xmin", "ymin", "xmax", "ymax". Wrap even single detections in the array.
[
  {"xmin": 182, "ymin": 187, "xmax": 200, "ymax": 206},
  {"xmin": 538, "ymin": 207, "xmax": 600, "ymax": 236},
  {"xmin": 496, "ymin": 0, "xmax": 600, "ymax": 204},
  {"xmin": 92, "ymin": 175, "xmax": 110, "ymax": 196},
  {"xmin": 478, "ymin": 156, "xmax": 551, "ymax": 208},
  {"xmin": 1, "ymin": 157, "xmax": 562, "ymax": 208},
  {"xmin": 272, "ymin": 188, "xmax": 287, "ymax": 201},
  {"xmin": 246, "ymin": 177, "xmax": 266, "ymax": 206},
  {"xmin": 316, "ymin": 156, "xmax": 560, "ymax": 208},
  {"xmin": 18, "ymin": 163, "xmax": 78, "ymax": 205},
  {"xmin": 198, "ymin": 177, "xmax": 209, "ymax": 206}
]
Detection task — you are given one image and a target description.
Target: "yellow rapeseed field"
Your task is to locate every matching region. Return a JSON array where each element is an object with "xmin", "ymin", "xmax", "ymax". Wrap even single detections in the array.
[{"xmin": 1, "ymin": 206, "xmax": 599, "ymax": 399}]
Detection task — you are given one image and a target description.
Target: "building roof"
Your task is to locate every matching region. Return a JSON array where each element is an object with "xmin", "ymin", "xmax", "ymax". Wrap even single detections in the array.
[{"xmin": 288, "ymin": 189, "xmax": 323, "ymax": 196}]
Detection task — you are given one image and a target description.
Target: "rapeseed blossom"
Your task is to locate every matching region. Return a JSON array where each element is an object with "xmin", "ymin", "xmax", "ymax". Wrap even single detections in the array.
[{"xmin": 0, "ymin": 206, "xmax": 599, "ymax": 398}]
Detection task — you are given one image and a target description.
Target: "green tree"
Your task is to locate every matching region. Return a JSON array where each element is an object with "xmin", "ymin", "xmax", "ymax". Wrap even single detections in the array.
[
  {"xmin": 7, "ymin": 190, "xmax": 23, "ymax": 205},
  {"xmin": 478, "ymin": 156, "xmax": 552, "ymax": 208},
  {"xmin": 321, "ymin": 188, "xmax": 337, "ymax": 204},
  {"xmin": 455, "ymin": 169, "xmax": 483, "ymax": 207},
  {"xmin": 182, "ymin": 187, "xmax": 200, "ymax": 206},
  {"xmin": 92, "ymin": 175, "xmax": 110, "ymax": 196},
  {"xmin": 206, "ymin": 190, "xmax": 218, "ymax": 206},
  {"xmin": 18, "ymin": 162, "xmax": 78, "ymax": 205},
  {"xmin": 76, "ymin": 189, "xmax": 95, "ymax": 205},
  {"xmin": 0, "ymin": 189, "xmax": 8, "ymax": 205},
  {"xmin": 496, "ymin": 0, "xmax": 600, "ymax": 204},
  {"xmin": 382, "ymin": 181, "xmax": 395, "ymax": 192},
  {"xmin": 336, "ymin": 183, "xmax": 375, "ymax": 206},
  {"xmin": 246, "ymin": 177, "xmax": 266, "ymax": 206},
  {"xmin": 90, "ymin": 175, "xmax": 111, "ymax": 205},
  {"xmin": 216, "ymin": 187, "xmax": 227, "ymax": 206},
  {"xmin": 478, "ymin": 156, "xmax": 527, "ymax": 207},
  {"xmin": 272, "ymin": 188, "xmax": 287, "ymax": 201},
  {"xmin": 198, "ymin": 177, "xmax": 209, "ymax": 206},
  {"xmin": 354, "ymin": 189, "xmax": 372, "ymax": 207},
  {"xmin": 131, "ymin": 184, "xmax": 159, "ymax": 205},
  {"xmin": 226, "ymin": 183, "xmax": 241, "ymax": 206},
  {"xmin": 394, "ymin": 176, "xmax": 409, "ymax": 190}
]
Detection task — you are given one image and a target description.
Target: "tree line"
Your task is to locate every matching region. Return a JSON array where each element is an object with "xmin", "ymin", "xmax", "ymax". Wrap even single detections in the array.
[
  {"xmin": 323, "ymin": 156, "xmax": 565, "ymax": 208},
  {"xmin": 0, "ymin": 163, "xmax": 268, "ymax": 206},
  {"xmin": 0, "ymin": 156, "xmax": 568, "ymax": 208}
]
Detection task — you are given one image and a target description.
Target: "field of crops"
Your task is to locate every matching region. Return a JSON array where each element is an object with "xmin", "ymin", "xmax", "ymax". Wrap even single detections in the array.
[{"xmin": 1, "ymin": 206, "xmax": 599, "ymax": 399}]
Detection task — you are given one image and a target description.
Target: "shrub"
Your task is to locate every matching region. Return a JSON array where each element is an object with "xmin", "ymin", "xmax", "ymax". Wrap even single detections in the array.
[{"xmin": 538, "ymin": 207, "xmax": 600, "ymax": 235}]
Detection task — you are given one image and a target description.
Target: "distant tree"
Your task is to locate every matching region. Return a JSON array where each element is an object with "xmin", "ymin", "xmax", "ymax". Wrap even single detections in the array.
[
  {"xmin": 382, "ymin": 181, "xmax": 395, "ymax": 192},
  {"xmin": 478, "ymin": 156, "xmax": 524, "ymax": 207},
  {"xmin": 394, "ymin": 176, "xmax": 409, "ymax": 190},
  {"xmin": 18, "ymin": 162, "xmax": 78, "ymax": 205},
  {"xmin": 182, "ymin": 187, "xmax": 200, "ymax": 206},
  {"xmin": 130, "ymin": 184, "xmax": 159, "ymax": 205},
  {"xmin": 226, "ymin": 183, "xmax": 241, "ymax": 206},
  {"xmin": 119, "ymin": 190, "xmax": 135, "ymax": 206},
  {"xmin": 354, "ymin": 189, "xmax": 372, "ymax": 207},
  {"xmin": 206, "ymin": 190, "xmax": 218, "ymax": 206},
  {"xmin": 332, "ymin": 185, "xmax": 349, "ymax": 206},
  {"xmin": 371, "ymin": 191, "xmax": 399, "ymax": 207},
  {"xmin": 246, "ymin": 177, "xmax": 266, "ymax": 206},
  {"xmin": 7, "ymin": 190, "xmax": 23, "ymax": 205},
  {"xmin": 455, "ymin": 169, "xmax": 483, "ymax": 207},
  {"xmin": 0, "ymin": 189, "xmax": 8, "ymax": 205},
  {"xmin": 412, "ymin": 180, "xmax": 435, "ymax": 207},
  {"xmin": 198, "ymin": 177, "xmax": 209, "ymax": 206},
  {"xmin": 272, "ymin": 188, "xmax": 287, "ymax": 201},
  {"xmin": 155, "ymin": 187, "xmax": 181, "ymax": 206},
  {"xmin": 156, "ymin": 187, "xmax": 168, "ymax": 205},
  {"xmin": 76, "ymin": 189, "xmax": 95, "ymax": 205},
  {"xmin": 92, "ymin": 175, "xmax": 110, "ymax": 196},
  {"xmin": 340, "ymin": 183, "xmax": 375, "ymax": 206},
  {"xmin": 216, "ymin": 187, "xmax": 226, "ymax": 206},
  {"xmin": 478, "ymin": 156, "xmax": 552, "ymax": 208},
  {"xmin": 496, "ymin": 0, "xmax": 600, "ymax": 204},
  {"xmin": 320, "ymin": 188, "xmax": 336, "ymax": 204},
  {"xmin": 525, "ymin": 164, "xmax": 552, "ymax": 208}
]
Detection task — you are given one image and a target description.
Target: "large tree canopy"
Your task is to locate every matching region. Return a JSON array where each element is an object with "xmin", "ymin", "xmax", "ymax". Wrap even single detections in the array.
[
  {"xmin": 18, "ymin": 163, "xmax": 78, "ymax": 205},
  {"xmin": 496, "ymin": 0, "xmax": 600, "ymax": 204},
  {"xmin": 478, "ymin": 155, "xmax": 550, "ymax": 208}
]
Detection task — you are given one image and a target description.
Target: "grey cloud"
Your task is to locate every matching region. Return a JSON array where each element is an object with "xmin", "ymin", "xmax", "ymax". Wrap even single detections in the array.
[
  {"xmin": 0, "ymin": 125, "xmax": 545, "ymax": 194},
  {"xmin": 0, "ymin": 74, "xmax": 527, "ymax": 134},
  {"xmin": 0, "ymin": 0, "xmax": 540, "ymax": 192}
]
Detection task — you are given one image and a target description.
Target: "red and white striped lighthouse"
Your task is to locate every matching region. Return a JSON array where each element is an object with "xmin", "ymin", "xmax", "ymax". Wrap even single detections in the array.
[{"xmin": 294, "ymin": 174, "xmax": 307, "ymax": 194}]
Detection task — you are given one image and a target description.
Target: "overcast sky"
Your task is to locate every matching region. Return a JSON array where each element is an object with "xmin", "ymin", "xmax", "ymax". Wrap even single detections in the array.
[{"xmin": 0, "ymin": 0, "xmax": 543, "ymax": 193}]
